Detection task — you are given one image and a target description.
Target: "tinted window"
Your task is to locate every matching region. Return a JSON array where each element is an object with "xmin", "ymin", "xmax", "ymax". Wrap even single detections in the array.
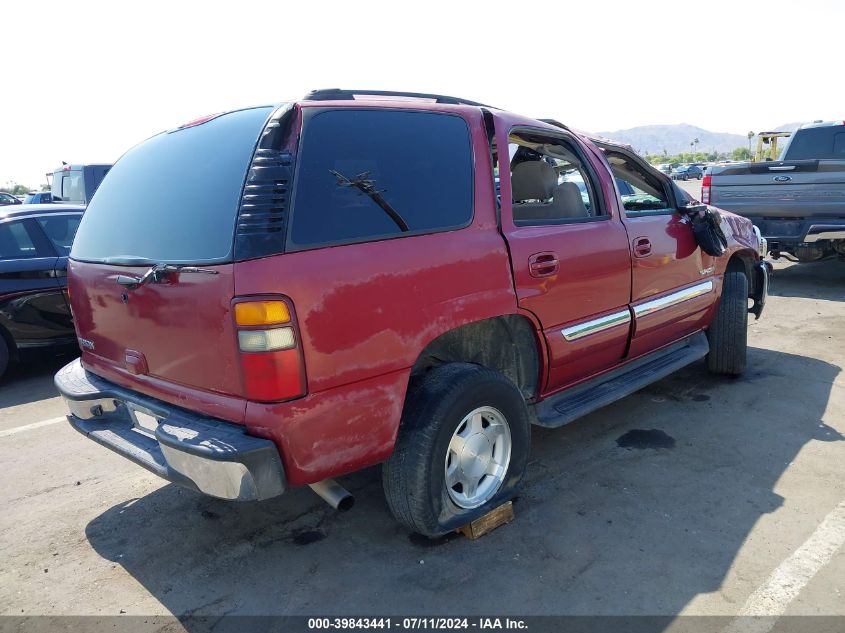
[
  {"xmin": 0, "ymin": 220, "xmax": 38, "ymax": 260},
  {"xmin": 785, "ymin": 127, "xmax": 845, "ymax": 160},
  {"xmin": 289, "ymin": 110, "xmax": 473, "ymax": 248},
  {"xmin": 71, "ymin": 107, "xmax": 272, "ymax": 264},
  {"xmin": 37, "ymin": 215, "xmax": 82, "ymax": 255}
]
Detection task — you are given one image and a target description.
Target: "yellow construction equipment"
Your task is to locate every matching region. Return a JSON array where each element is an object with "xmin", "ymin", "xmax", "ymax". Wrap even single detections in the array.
[{"xmin": 755, "ymin": 131, "xmax": 792, "ymax": 162}]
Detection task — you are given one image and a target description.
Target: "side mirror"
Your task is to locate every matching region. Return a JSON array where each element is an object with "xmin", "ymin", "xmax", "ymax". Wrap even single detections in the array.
[{"xmin": 679, "ymin": 202, "xmax": 708, "ymax": 216}]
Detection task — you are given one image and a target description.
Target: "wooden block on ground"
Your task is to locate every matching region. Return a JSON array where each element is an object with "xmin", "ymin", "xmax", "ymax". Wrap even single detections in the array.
[{"xmin": 458, "ymin": 501, "xmax": 514, "ymax": 540}]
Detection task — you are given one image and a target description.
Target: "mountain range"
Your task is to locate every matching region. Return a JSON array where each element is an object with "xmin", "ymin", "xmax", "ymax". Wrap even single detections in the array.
[{"xmin": 595, "ymin": 123, "xmax": 804, "ymax": 155}]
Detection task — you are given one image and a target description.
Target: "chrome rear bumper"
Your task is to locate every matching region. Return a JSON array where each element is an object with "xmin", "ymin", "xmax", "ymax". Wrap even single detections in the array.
[{"xmin": 54, "ymin": 359, "xmax": 286, "ymax": 501}]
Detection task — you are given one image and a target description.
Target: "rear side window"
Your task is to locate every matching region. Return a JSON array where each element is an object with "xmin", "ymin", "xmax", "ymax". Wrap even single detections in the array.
[
  {"xmin": 785, "ymin": 127, "xmax": 845, "ymax": 160},
  {"xmin": 71, "ymin": 106, "xmax": 273, "ymax": 264},
  {"xmin": 0, "ymin": 220, "xmax": 39, "ymax": 260},
  {"xmin": 37, "ymin": 215, "xmax": 81, "ymax": 255},
  {"xmin": 289, "ymin": 110, "xmax": 473, "ymax": 249}
]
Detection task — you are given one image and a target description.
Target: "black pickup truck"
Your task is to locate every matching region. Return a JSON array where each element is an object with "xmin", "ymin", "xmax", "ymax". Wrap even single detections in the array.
[{"xmin": 704, "ymin": 121, "xmax": 845, "ymax": 262}]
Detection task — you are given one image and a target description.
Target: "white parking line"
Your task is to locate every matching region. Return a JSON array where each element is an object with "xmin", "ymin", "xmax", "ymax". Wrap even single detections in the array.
[
  {"xmin": 723, "ymin": 500, "xmax": 845, "ymax": 633},
  {"xmin": 0, "ymin": 416, "xmax": 67, "ymax": 438}
]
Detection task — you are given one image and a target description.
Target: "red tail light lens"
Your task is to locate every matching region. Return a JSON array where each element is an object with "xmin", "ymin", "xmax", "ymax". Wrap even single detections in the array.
[
  {"xmin": 240, "ymin": 350, "xmax": 306, "ymax": 402},
  {"xmin": 701, "ymin": 174, "xmax": 711, "ymax": 204},
  {"xmin": 234, "ymin": 297, "xmax": 306, "ymax": 402}
]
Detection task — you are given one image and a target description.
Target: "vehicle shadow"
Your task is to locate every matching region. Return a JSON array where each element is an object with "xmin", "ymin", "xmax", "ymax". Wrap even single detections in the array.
[
  {"xmin": 84, "ymin": 346, "xmax": 843, "ymax": 620},
  {"xmin": 769, "ymin": 259, "xmax": 845, "ymax": 301},
  {"xmin": 0, "ymin": 351, "xmax": 73, "ymax": 408}
]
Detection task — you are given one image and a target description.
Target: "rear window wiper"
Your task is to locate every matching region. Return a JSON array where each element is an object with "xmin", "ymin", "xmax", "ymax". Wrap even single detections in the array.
[
  {"xmin": 330, "ymin": 169, "xmax": 410, "ymax": 232},
  {"xmin": 116, "ymin": 263, "xmax": 218, "ymax": 289}
]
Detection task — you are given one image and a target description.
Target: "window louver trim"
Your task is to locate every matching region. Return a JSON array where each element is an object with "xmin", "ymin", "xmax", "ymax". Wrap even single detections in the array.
[
  {"xmin": 234, "ymin": 147, "xmax": 294, "ymax": 261},
  {"xmin": 236, "ymin": 149, "xmax": 292, "ymax": 235}
]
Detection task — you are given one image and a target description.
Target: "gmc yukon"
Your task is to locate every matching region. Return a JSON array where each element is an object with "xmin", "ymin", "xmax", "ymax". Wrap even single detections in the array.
[{"xmin": 56, "ymin": 89, "xmax": 767, "ymax": 537}]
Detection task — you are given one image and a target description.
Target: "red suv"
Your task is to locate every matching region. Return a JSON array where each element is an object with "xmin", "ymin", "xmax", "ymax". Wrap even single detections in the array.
[{"xmin": 56, "ymin": 89, "xmax": 768, "ymax": 537}]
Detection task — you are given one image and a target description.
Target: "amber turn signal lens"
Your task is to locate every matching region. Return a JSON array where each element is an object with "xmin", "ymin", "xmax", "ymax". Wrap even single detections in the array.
[{"xmin": 234, "ymin": 301, "xmax": 290, "ymax": 326}]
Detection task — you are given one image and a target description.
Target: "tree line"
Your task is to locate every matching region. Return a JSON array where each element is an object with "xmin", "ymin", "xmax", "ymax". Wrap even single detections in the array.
[
  {"xmin": 643, "ymin": 147, "xmax": 753, "ymax": 165},
  {"xmin": 1, "ymin": 182, "xmax": 50, "ymax": 195}
]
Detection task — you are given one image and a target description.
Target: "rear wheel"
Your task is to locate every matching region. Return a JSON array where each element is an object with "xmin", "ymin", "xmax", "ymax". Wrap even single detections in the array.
[
  {"xmin": 383, "ymin": 363, "xmax": 530, "ymax": 537},
  {"xmin": 706, "ymin": 271, "xmax": 748, "ymax": 376}
]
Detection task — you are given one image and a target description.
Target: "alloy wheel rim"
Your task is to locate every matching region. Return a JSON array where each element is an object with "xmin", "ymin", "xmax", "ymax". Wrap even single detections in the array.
[{"xmin": 444, "ymin": 406, "xmax": 512, "ymax": 509}]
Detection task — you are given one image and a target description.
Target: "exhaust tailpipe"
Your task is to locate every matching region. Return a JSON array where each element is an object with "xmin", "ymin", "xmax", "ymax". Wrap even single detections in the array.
[{"xmin": 308, "ymin": 479, "xmax": 354, "ymax": 512}]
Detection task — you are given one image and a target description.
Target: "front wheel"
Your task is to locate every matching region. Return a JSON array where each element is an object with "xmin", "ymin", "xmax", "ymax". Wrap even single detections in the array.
[
  {"xmin": 382, "ymin": 363, "xmax": 531, "ymax": 537},
  {"xmin": 706, "ymin": 271, "xmax": 748, "ymax": 376}
]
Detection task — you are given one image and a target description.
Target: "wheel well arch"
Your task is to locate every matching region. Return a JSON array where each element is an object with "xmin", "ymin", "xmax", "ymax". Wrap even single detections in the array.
[
  {"xmin": 410, "ymin": 315, "xmax": 541, "ymax": 401},
  {"xmin": 725, "ymin": 249, "xmax": 758, "ymax": 295}
]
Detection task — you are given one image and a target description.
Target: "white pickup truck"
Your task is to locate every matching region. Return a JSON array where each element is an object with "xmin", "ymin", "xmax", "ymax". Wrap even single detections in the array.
[{"xmin": 703, "ymin": 121, "xmax": 845, "ymax": 262}]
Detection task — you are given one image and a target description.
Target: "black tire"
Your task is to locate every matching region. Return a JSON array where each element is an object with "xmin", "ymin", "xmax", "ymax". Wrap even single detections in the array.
[
  {"xmin": 382, "ymin": 363, "xmax": 531, "ymax": 537},
  {"xmin": 706, "ymin": 270, "xmax": 748, "ymax": 376},
  {"xmin": 0, "ymin": 336, "xmax": 8, "ymax": 380}
]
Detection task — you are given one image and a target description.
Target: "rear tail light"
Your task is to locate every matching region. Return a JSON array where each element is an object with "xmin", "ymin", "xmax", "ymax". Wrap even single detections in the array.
[
  {"xmin": 701, "ymin": 174, "xmax": 711, "ymax": 204},
  {"xmin": 234, "ymin": 297, "xmax": 306, "ymax": 402},
  {"xmin": 238, "ymin": 327, "xmax": 296, "ymax": 352}
]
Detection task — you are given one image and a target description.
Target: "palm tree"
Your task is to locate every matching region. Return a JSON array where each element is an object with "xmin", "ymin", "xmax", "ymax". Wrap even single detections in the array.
[{"xmin": 747, "ymin": 131, "xmax": 755, "ymax": 153}]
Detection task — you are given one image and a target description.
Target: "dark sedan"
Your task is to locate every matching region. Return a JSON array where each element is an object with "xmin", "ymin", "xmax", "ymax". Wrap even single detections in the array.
[
  {"xmin": 0, "ymin": 204, "xmax": 84, "ymax": 378},
  {"xmin": 670, "ymin": 165, "xmax": 704, "ymax": 181},
  {"xmin": 0, "ymin": 192, "xmax": 22, "ymax": 206}
]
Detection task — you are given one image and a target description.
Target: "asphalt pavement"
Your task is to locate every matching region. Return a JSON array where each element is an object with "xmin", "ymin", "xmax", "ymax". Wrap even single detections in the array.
[{"xmin": 1, "ymin": 253, "xmax": 843, "ymax": 627}]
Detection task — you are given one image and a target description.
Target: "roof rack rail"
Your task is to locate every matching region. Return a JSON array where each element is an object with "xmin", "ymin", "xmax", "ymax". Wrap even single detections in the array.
[{"xmin": 303, "ymin": 88, "xmax": 494, "ymax": 108}]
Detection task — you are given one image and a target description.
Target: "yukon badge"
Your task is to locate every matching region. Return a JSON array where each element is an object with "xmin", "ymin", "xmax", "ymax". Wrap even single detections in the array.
[
  {"xmin": 77, "ymin": 337, "xmax": 95, "ymax": 351},
  {"xmin": 773, "ymin": 175, "xmax": 792, "ymax": 182}
]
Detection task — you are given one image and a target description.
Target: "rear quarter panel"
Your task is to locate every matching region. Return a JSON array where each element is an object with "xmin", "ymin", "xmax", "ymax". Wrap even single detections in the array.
[{"xmin": 237, "ymin": 108, "xmax": 521, "ymax": 484}]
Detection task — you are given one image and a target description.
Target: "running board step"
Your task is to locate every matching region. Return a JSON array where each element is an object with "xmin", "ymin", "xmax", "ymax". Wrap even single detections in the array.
[{"xmin": 532, "ymin": 333, "xmax": 709, "ymax": 428}]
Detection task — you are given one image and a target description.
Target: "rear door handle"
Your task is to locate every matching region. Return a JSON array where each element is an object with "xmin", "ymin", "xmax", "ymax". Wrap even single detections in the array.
[
  {"xmin": 633, "ymin": 237, "xmax": 652, "ymax": 258},
  {"xmin": 528, "ymin": 252, "xmax": 559, "ymax": 278}
]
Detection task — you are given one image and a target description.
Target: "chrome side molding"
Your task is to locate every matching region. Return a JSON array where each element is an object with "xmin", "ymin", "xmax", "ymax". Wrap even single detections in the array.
[
  {"xmin": 561, "ymin": 309, "xmax": 631, "ymax": 342},
  {"xmin": 634, "ymin": 280, "xmax": 714, "ymax": 318}
]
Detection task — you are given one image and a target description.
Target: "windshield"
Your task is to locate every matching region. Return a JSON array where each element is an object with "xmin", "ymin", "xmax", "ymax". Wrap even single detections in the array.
[{"xmin": 71, "ymin": 106, "xmax": 272, "ymax": 265}]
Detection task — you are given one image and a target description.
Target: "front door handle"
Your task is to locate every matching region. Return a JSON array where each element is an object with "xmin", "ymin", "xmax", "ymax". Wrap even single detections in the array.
[
  {"xmin": 633, "ymin": 237, "xmax": 652, "ymax": 258},
  {"xmin": 528, "ymin": 252, "xmax": 559, "ymax": 278}
]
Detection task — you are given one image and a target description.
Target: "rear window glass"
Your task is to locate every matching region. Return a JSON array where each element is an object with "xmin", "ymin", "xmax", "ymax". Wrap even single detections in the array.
[
  {"xmin": 71, "ymin": 107, "xmax": 272, "ymax": 264},
  {"xmin": 289, "ymin": 109, "xmax": 473, "ymax": 249},
  {"xmin": 53, "ymin": 171, "xmax": 85, "ymax": 202},
  {"xmin": 785, "ymin": 127, "xmax": 845, "ymax": 160}
]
